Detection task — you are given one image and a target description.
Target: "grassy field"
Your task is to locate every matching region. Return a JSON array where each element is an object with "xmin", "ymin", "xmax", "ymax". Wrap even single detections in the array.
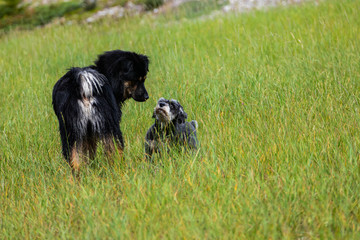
[{"xmin": 1, "ymin": 0, "xmax": 360, "ymax": 238}]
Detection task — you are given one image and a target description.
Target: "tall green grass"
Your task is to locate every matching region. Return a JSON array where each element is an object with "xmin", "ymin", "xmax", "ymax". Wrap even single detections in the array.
[{"xmin": 1, "ymin": 0, "xmax": 360, "ymax": 238}]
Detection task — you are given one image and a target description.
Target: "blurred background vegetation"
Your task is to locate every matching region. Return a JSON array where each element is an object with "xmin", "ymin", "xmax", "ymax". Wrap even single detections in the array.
[
  {"xmin": 0, "ymin": 0, "xmax": 168, "ymax": 33},
  {"xmin": 0, "ymin": 0, "xmax": 24, "ymax": 17}
]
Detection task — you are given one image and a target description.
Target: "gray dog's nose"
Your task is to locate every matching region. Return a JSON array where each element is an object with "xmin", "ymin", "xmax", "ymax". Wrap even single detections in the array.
[{"xmin": 159, "ymin": 102, "xmax": 165, "ymax": 107}]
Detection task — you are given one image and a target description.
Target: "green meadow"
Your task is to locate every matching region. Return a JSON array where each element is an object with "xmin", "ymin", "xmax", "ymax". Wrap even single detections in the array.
[{"xmin": 1, "ymin": 0, "xmax": 360, "ymax": 238}]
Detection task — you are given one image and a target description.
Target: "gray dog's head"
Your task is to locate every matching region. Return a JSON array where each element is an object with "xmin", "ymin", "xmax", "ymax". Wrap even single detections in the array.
[{"xmin": 153, "ymin": 98, "xmax": 187, "ymax": 124}]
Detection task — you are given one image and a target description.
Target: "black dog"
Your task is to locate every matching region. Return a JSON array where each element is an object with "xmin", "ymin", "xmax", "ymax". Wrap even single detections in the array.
[
  {"xmin": 145, "ymin": 98, "xmax": 198, "ymax": 159},
  {"xmin": 52, "ymin": 50, "xmax": 149, "ymax": 173}
]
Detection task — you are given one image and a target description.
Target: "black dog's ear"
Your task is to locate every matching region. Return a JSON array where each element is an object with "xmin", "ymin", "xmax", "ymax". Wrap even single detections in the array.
[
  {"xmin": 122, "ymin": 60, "xmax": 134, "ymax": 74},
  {"xmin": 104, "ymin": 57, "xmax": 133, "ymax": 77},
  {"xmin": 177, "ymin": 108, "xmax": 187, "ymax": 124}
]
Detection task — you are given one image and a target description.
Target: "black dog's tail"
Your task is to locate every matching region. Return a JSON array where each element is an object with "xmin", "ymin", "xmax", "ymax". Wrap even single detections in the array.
[{"xmin": 71, "ymin": 67, "xmax": 107, "ymax": 98}]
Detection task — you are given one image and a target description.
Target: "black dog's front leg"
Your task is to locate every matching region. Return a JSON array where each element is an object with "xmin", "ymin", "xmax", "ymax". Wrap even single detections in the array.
[{"xmin": 103, "ymin": 126, "xmax": 124, "ymax": 164}]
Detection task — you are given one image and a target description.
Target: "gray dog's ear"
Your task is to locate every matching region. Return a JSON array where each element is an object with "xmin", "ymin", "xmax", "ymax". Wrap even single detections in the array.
[
  {"xmin": 152, "ymin": 111, "xmax": 156, "ymax": 118},
  {"xmin": 177, "ymin": 107, "xmax": 187, "ymax": 124}
]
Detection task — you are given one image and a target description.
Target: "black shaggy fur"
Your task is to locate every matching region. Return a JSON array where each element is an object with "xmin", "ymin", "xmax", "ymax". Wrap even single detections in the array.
[
  {"xmin": 145, "ymin": 98, "xmax": 198, "ymax": 159},
  {"xmin": 52, "ymin": 50, "xmax": 149, "ymax": 173},
  {"xmin": 94, "ymin": 50, "xmax": 149, "ymax": 104}
]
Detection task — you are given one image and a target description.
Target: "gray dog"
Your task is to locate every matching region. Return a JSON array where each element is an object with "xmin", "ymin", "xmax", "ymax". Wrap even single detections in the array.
[{"xmin": 145, "ymin": 98, "xmax": 198, "ymax": 159}]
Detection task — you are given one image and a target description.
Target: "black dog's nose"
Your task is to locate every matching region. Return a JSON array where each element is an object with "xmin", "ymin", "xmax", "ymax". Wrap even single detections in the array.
[{"xmin": 144, "ymin": 93, "xmax": 149, "ymax": 101}]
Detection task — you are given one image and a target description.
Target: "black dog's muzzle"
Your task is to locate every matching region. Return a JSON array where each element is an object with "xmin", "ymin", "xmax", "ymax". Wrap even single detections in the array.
[{"xmin": 132, "ymin": 82, "xmax": 149, "ymax": 102}]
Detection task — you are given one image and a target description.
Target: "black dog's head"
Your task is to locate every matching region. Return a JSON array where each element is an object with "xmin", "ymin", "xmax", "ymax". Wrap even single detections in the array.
[
  {"xmin": 94, "ymin": 50, "xmax": 149, "ymax": 104},
  {"xmin": 153, "ymin": 98, "xmax": 187, "ymax": 125}
]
